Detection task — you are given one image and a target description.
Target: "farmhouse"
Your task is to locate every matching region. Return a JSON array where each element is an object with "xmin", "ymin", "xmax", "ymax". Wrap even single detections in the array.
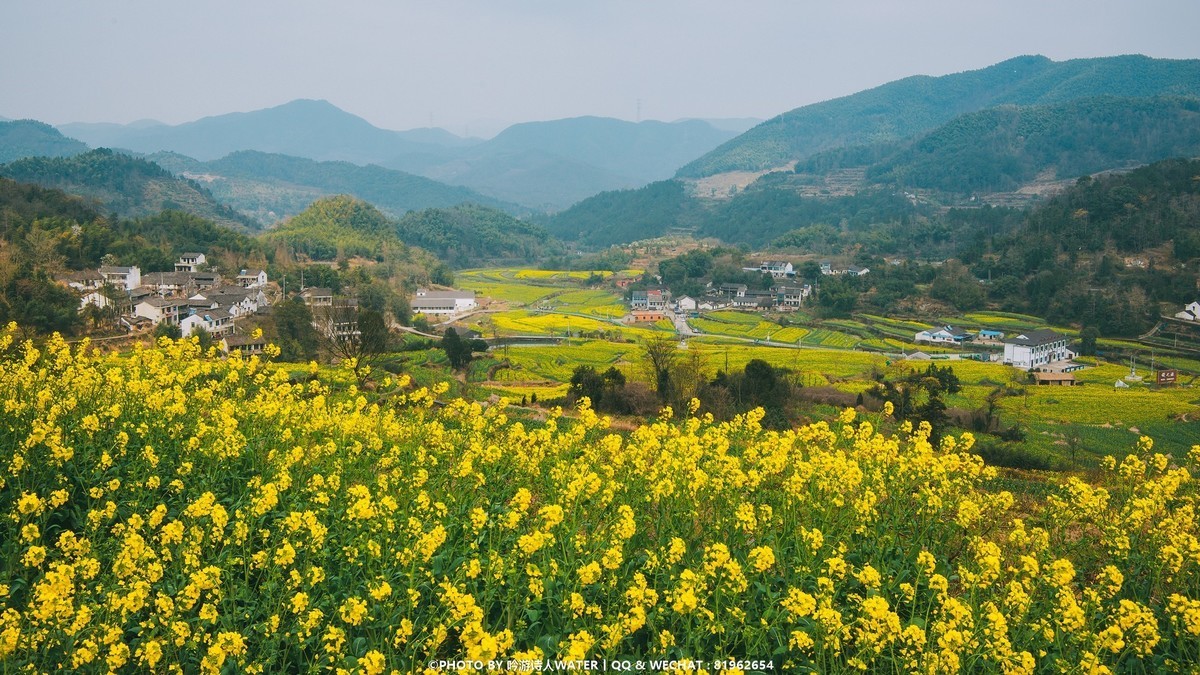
[
  {"xmin": 712, "ymin": 283, "xmax": 747, "ymax": 298},
  {"xmin": 221, "ymin": 335, "xmax": 266, "ymax": 356},
  {"xmin": 134, "ymin": 297, "xmax": 186, "ymax": 326},
  {"xmin": 628, "ymin": 310, "xmax": 666, "ymax": 323},
  {"xmin": 630, "ymin": 289, "xmax": 669, "ymax": 310},
  {"xmin": 676, "ymin": 296, "xmax": 697, "ymax": 312},
  {"xmin": 300, "ymin": 287, "xmax": 334, "ymax": 308},
  {"xmin": 411, "ymin": 289, "xmax": 477, "ymax": 316},
  {"xmin": 774, "ymin": 283, "xmax": 812, "ymax": 308},
  {"xmin": 236, "ymin": 269, "xmax": 268, "ymax": 289},
  {"xmin": 179, "ymin": 308, "xmax": 233, "ymax": 338},
  {"xmin": 1175, "ymin": 300, "xmax": 1200, "ymax": 322},
  {"xmin": 915, "ymin": 325, "xmax": 973, "ymax": 345},
  {"xmin": 175, "ymin": 253, "xmax": 207, "ymax": 273},
  {"xmin": 1033, "ymin": 371, "xmax": 1077, "ymax": 386},
  {"xmin": 99, "ymin": 265, "xmax": 141, "ymax": 291},
  {"xmin": 57, "ymin": 269, "xmax": 104, "ymax": 292},
  {"xmin": 759, "ymin": 260, "xmax": 794, "ymax": 279},
  {"xmin": 1002, "ymin": 329, "xmax": 1075, "ymax": 370}
]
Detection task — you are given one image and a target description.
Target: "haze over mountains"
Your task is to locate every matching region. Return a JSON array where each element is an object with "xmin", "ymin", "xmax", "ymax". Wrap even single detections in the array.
[
  {"xmin": 3, "ymin": 53, "xmax": 1199, "ymax": 252},
  {"xmin": 57, "ymin": 100, "xmax": 746, "ymax": 209}
]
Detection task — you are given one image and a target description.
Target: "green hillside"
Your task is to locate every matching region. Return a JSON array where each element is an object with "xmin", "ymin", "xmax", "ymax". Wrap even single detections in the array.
[
  {"xmin": 259, "ymin": 195, "xmax": 401, "ymax": 261},
  {"xmin": 149, "ymin": 150, "xmax": 518, "ymax": 225},
  {"xmin": 539, "ymin": 180, "xmax": 699, "ymax": 247},
  {"xmin": 394, "ymin": 204, "xmax": 563, "ymax": 267},
  {"xmin": 0, "ymin": 120, "xmax": 89, "ymax": 164},
  {"xmin": 868, "ymin": 97, "xmax": 1200, "ymax": 193},
  {"xmin": 0, "ymin": 149, "xmax": 258, "ymax": 233},
  {"xmin": 679, "ymin": 54, "xmax": 1200, "ymax": 178},
  {"xmin": 965, "ymin": 157, "xmax": 1200, "ymax": 335}
]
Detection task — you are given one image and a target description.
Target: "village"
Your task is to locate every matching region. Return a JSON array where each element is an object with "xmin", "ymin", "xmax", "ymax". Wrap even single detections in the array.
[{"xmin": 55, "ymin": 249, "xmax": 1200, "ymax": 393}]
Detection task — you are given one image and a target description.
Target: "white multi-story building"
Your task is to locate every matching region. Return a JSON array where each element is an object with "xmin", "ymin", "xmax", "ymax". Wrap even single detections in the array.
[
  {"xmin": 759, "ymin": 260, "xmax": 794, "ymax": 278},
  {"xmin": 236, "ymin": 269, "xmax": 268, "ymax": 289},
  {"xmin": 99, "ymin": 265, "xmax": 141, "ymax": 291},
  {"xmin": 1002, "ymin": 330, "xmax": 1075, "ymax": 370},
  {"xmin": 175, "ymin": 252, "xmax": 207, "ymax": 273}
]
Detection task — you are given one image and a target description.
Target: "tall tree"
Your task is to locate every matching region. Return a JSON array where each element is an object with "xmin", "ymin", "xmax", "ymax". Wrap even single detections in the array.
[
  {"xmin": 274, "ymin": 298, "xmax": 318, "ymax": 362},
  {"xmin": 642, "ymin": 335, "xmax": 680, "ymax": 405}
]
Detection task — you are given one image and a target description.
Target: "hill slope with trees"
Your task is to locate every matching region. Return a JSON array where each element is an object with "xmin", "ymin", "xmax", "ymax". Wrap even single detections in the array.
[
  {"xmin": 0, "ymin": 120, "xmax": 89, "ymax": 164},
  {"xmin": 0, "ymin": 149, "xmax": 257, "ymax": 233},
  {"xmin": 679, "ymin": 54, "xmax": 1200, "ymax": 178},
  {"xmin": 867, "ymin": 96, "xmax": 1200, "ymax": 193},
  {"xmin": 150, "ymin": 150, "xmax": 518, "ymax": 225},
  {"xmin": 394, "ymin": 204, "xmax": 563, "ymax": 267}
]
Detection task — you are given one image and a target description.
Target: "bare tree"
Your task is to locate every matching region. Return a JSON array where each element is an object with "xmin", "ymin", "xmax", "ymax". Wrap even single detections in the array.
[{"xmin": 314, "ymin": 300, "xmax": 389, "ymax": 385}]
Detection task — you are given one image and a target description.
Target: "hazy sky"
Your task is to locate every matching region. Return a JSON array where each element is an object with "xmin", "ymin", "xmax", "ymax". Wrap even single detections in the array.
[{"xmin": 3, "ymin": 0, "xmax": 1198, "ymax": 137}]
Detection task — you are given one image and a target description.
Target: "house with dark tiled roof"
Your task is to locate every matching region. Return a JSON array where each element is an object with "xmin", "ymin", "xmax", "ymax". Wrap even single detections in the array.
[{"xmin": 1002, "ymin": 330, "xmax": 1074, "ymax": 370}]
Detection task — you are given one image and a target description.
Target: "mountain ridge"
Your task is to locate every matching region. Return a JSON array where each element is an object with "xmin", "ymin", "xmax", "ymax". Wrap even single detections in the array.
[{"xmin": 678, "ymin": 54, "xmax": 1200, "ymax": 178}]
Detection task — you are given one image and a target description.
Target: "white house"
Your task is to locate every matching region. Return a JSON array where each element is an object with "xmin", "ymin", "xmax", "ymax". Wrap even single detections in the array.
[
  {"xmin": 759, "ymin": 260, "xmax": 795, "ymax": 279},
  {"xmin": 236, "ymin": 269, "xmax": 268, "ymax": 289},
  {"xmin": 180, "ymin": 308, "xmax": 233, "ymax": 337},
  {"xmin": 774, "ymin": 283, "xmax": 811, "ymax": 308},
  {"xmin": 915, "ymin": 325, "xmax": 973, "ymax": 345},
  {"xmin": 190, "ymin": 287, "xmax": 265, "ymax": 318},
  {"xmin": 411, "ymin": 289, "xmax": 476, "ymax": 316},
  {"xmin": 676, "ymin": 296, "xmax": 697, "ymax": 312},
  {"xmin": 99, "ymin": 265, "xmax": 141, "ymax": 291},
  {"xmin": 134, "ymin": 298, "xmax": 185, "ymax": 325},
  {"xmin": 175, "ymin": 252, "xmax": 207, "ymax": 273},
  {"xmin": 1002, "ymin": 330, "xmax": 1075, "ymax": 370},
  {"xmin": 1175, "ymin": 300, "xmax": 1200, "ymax": 321},
  {"xmin": 845, "ymin": 265, "xmax": 870, "ymax": 277}
]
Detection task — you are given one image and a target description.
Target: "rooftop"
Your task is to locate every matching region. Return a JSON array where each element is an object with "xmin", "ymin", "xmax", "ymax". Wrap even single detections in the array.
[{"xmin": 1003, "ymin": 329, "xmax": 1067, "ymax": 347}]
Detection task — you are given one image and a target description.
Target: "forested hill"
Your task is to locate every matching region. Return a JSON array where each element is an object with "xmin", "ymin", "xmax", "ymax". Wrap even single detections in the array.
[
  {"xmin": 866, "ymin": 97, "xmax": 1200, "ymax": 193},
  {"xmin": 538, "ymin": 180, "xmax": 698, "ymax": 248},
  {"xmin": 259, "ymin": 195, "xmax": 400, "ymax": 261},
  {"xmin": 1015, "ymin": 157, "xmax": 1200, "ymax": 258},
  {"xmin": 960, "ymin": 158, "xmax": 1200, "ymax": 335},
  {"xmin": 149, "ymin": 150, "xmax": 519, "ymax": 225},
  {"xmin": 0, "ymin": 178, "xmax": 257, "ymax": 269},
  {"xmin": 0, "ymin": 120, "xmax": 89, "ymax": 164},
  {"xmin": 678, "ymin": 54, "xmax": 1200, "ymax": 178},
  {"xmin": 261, "ymin": 195, "xmax": 561, "ymax": 268},
  {"xmin": 0, "ymin": 149, "xmax": 258, "ymax": 233},
  {"xmin": 394, "ymin": 204, "xmax": 563, "ymax": 267}
]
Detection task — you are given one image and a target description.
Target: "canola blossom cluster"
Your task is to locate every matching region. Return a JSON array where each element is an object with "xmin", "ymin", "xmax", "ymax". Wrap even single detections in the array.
[{"xmin": 1, "ymin": 326, "xmax": 1199, "ymax": 673}]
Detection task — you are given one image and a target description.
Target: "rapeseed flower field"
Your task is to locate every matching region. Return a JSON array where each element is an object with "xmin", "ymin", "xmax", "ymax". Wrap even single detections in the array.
[{"xmin": 2, "ymin": 324, "xmax": 1199, "ymax": 673}]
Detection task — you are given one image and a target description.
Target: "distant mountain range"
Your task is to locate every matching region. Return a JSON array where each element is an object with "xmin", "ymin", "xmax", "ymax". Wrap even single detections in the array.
[
  {"xmin": 58, "ymin": 99, "xmax": 474, "ymax": 164},
  {"xmin": 147, "ymin": 150, "xmax": 517, "ymax": 224},
  {"xmin": 547, "ymin": 86, "xmax": 1200, "ymax": 249},
  {"xmin": 679, "ymin": 54, "xmax": 1200, "ymax": 178},
  {"xmin": 56, "ymin": 100, "xmax": 741, "ymax": 209}
]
